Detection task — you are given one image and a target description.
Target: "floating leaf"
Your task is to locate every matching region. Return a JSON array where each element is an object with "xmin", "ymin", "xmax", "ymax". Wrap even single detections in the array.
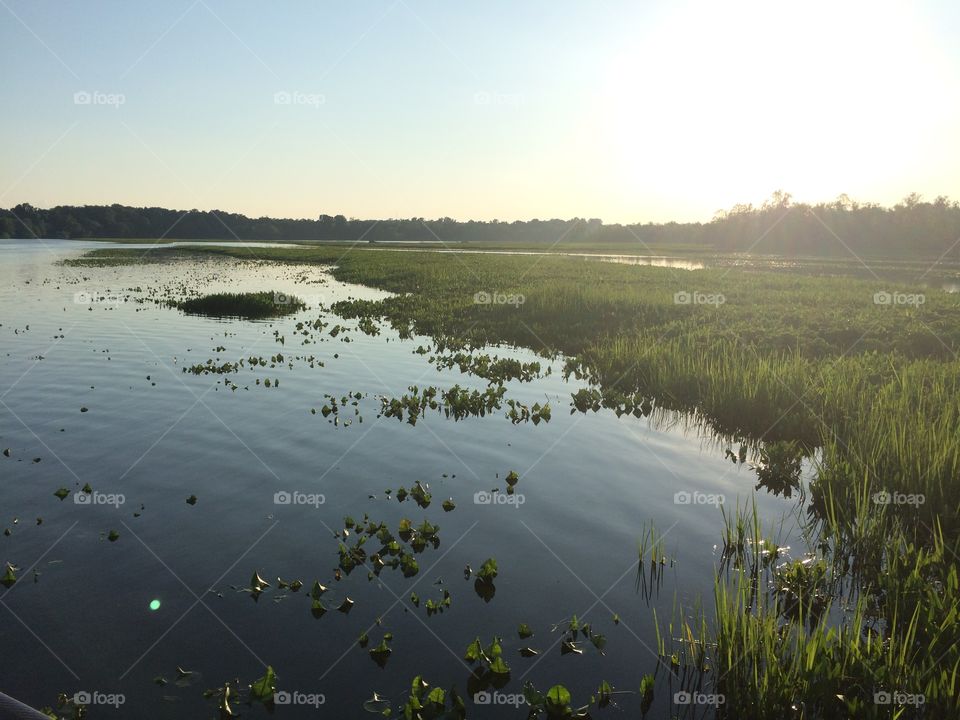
[
  {"xmin": 2, "ymin": 563, "xmax": 17, "ymax": 588},
  {"xmin": 186, "ymin": 495, "xmax": 198, "ymax": 506},
  {"xmin": 518, "ymin": 623, "xmax": 533, "ymax": 639},
  {"xmin": 107, "ymin": 530, "xmax": 120, "ymax": 542},
  {"xmin": 425, "ymin": 686, "xmax": 445, "ymax": 706},
  {"xmin": 464, "ymin": 637, "xmax": 485, "ymax": 663},
  {"xmin": 369, "ymin": 639, "xmax": 392, "ymax": 667},
  {"xmin": 442, "ymin": 498, "xmax": 456, "ymax": 512},
  {"xmin": 410, "ymin": 481, "xmax": 432, "ymax": 508},
  {"xmin": 53, "ymin": 488, "xmax": 70, "ymax": 501},
  {"xmin": 476, "ymin": 557, "xmax": 498, "ymax": 582},
  {"xmin": 561, "ymin": 640, "xmax": 583, "ymax": 655},
  {"xmin": 249, "ymin": 666, "xmax": 276, "ymax": 702},
  {"xmin": 362, "ymin": 692, "xmax": 390, "ymax": 713},
  {"xmin": 400, "ymin": 553, "xmax": 419, "ymax": 578},
  {"xmin": 546, "ymin": 684, "xmax": 572, "ymax": 709},
  {"xmin": 250, "ymin": 571, "xmax": 270, "ymax": 593},
  {"xmin": 488, "ymin": 656, "xmax": 510, "ymax": 675}
]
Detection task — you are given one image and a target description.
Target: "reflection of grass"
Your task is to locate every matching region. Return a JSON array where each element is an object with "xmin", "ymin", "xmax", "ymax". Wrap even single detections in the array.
[
  {"xmin": 178, "ymin": 291, "xmax": 304, "ymax": 319},
  {"xmin": 75, "ymin": 243, "xmax": 960, "ymax": 717}
]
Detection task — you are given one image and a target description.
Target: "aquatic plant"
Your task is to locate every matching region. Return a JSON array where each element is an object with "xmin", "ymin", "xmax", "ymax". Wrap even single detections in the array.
[{"xmin": 178, "ymin": 291, "xmax": 305, "ymax": 319}]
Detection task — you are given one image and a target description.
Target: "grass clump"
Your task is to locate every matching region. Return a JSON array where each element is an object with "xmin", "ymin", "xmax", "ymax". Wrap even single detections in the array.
[{"xmin": 177, "ymin": 291, "xmax": 304, "ymax": 319}]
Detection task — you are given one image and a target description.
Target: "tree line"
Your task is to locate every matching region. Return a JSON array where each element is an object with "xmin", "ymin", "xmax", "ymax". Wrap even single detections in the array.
[{"xmin": 2, "ymin": 191, "xmax": 958, "ymax": 257}]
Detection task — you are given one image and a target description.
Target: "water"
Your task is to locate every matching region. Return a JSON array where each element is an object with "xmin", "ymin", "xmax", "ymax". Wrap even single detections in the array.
[
  {"xmin": 0, "ymin": 239, "xmax": 803, "ymax": 718},
  {"xmin": 582, "ymin": 255, "xmax": 706, "ymax": 269},
  {"xmin": 370, "ymin": 246, "xmax": 706, "ymax": 270}
]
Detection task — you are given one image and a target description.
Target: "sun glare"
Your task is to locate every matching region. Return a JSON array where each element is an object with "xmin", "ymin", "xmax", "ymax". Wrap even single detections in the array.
[{"xmin": 597, "ymin": 0, "xmax": 956, "ymax": 215}]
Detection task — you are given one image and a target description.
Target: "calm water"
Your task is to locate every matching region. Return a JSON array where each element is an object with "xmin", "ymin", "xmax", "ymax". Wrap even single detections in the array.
[
  {"xmin": 372, "ymin": 246, "xmax": 706, "ymax": 270},
  {"xmin": 0, "ymin": 240, "xmax": 803, "ymax": 718}
]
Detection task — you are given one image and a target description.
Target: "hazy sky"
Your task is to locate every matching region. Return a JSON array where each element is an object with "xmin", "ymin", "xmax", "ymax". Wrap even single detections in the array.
[{"xmin": 2, "ymin": 0, "xmax": 958, "ymax": 224}]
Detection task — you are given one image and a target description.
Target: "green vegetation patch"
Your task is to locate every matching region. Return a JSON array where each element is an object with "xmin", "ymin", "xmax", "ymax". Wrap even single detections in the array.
[{"xmin": 177, "ymin": 291, "xmax": 305, "ymax": 319}]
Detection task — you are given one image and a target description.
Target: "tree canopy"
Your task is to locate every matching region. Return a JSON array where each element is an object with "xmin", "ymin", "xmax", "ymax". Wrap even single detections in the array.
[{"xmin": 3, "ymin": 192, "xmax": 958, "ymax": 257}]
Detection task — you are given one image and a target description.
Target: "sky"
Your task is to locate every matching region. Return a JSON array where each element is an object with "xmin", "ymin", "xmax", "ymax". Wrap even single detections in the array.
[{"xmin": 1, "ymin": 0, "xmax": 958, "ymax": 224}]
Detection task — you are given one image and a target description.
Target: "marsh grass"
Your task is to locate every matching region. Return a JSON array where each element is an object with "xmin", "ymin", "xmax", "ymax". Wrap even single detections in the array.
[{"xmin": 177, "ymin": 291, "xmax": 305, "ymax": 319}]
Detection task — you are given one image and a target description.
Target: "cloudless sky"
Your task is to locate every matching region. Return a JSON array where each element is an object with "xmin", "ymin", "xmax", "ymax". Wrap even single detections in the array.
[{"xmin": 1, "ymin": 0, "xmax": 958, "ymax": 223}]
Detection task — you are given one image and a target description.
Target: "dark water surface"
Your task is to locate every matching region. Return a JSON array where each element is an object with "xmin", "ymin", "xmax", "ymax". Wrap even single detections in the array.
[{"xmin": 0, "ymin": 240, "xmax": 805, "ymax": 718}]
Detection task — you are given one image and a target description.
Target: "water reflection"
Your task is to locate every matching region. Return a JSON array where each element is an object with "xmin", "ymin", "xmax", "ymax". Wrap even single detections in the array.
[
  {"xmin": 374, "ymin": 246, "xmax": 706, "ymax": 269},
  {"xmin": 583, "ymin": 255, "xmax": 705, "ymax": 269}
]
